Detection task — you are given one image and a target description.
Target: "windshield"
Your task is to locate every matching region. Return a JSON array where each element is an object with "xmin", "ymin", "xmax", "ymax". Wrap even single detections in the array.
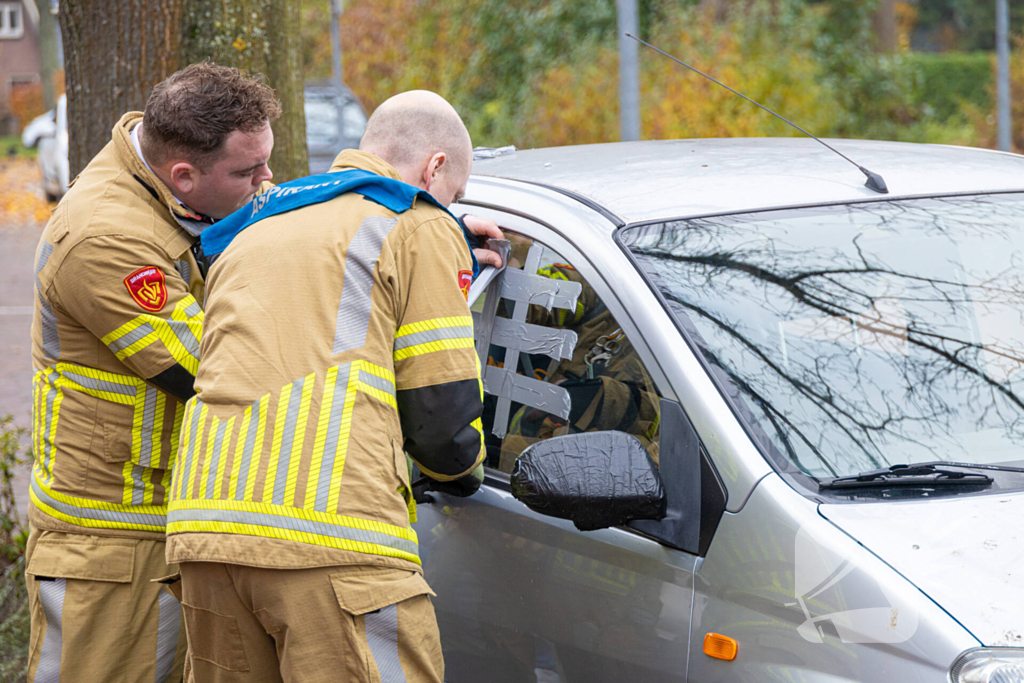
[{"xmin": 621, "ymin": 194, "xmax": 1024, "ymax": 480}]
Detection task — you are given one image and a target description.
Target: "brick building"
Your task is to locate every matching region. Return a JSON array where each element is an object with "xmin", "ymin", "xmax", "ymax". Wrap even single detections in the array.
[{"xmin": 0, "ymin": 0, "xmax": 41, "ymax": 135}]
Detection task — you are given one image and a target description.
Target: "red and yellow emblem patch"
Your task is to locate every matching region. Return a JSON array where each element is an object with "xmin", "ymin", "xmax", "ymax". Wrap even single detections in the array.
[
  {"xmin": 124, "ymin": 266, "xmax": 168, "ymax": 312},
  {"xmin": 458, "ymin": 270, "xmax": 473, "ymax": 300}
]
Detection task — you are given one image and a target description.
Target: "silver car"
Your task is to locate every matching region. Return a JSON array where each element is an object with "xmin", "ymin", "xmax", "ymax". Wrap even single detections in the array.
[{"xmin": 415, "ymin": 138, "xmax": 1024, "ymax": 683}]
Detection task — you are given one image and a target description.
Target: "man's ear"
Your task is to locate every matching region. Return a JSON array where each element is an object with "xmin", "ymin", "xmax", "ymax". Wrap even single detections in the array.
[
  {"xmin": 169, "ymin": 162, "xmax": 199, "ymax": 195},
  {"xmin": 422, "ymin": 152, "xmax": 446, "ymax": 193}
]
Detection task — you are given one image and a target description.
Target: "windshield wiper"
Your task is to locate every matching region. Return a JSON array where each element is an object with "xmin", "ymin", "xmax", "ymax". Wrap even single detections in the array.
[{"xmin": 819, "ymin": 463, "xmax": 994, "ymax": 490}]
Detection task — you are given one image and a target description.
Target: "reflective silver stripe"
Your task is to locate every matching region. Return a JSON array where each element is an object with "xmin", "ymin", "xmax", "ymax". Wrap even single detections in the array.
[
  {"xmin": 273, "ymin": 376, "xmax": 306, "ymax": 505},
  {"xmin": 205, "ymin": 420, "xmax": 227, "ymax": 500},
  {"xmin": 358, "ymin": 370, "xmax": 395, "ymax": 398},
  {"xmin": 393, "ymin": 325, "xmax": 473, "ymax": 352},
  {"xmin": 183, "ymin": 300, "xmax": 201, "ymax": 319},
  {"xmin": 60, "ymin": 369, "xmax": 137, "ymax": 397},
  {"xmin": 106, "ymin": 322, "xmax": 156, "ymax": 354},
  {"xmin": 174, "ymin": 260, "xmax": 192, "ymax": 286},
  {"xmin": 36, "ymin": 242, "xmax": 60, "ymax": 361},
  {"xmin": 35, "ymin": 577, "xmax": 66, "ymax": 683},
  {"xmin": 155, "ymin": 590, "xmax": 181, "ymax": 683},
  {"xmin": 179, "ymin": 403, "xmax": 204, "ymax": 499},
  {"xmin": 365, "ymin": 604, "xmax": 407, "ymax": 683},
  {"xmin": 130, "ymin": 464, "xmax": 148, "ymax": 505},
  {"xmin": 41, "ymin": 370, "xmax": 58, "ymax": 481},
  {"xmin": 315, "ymin": 363, "xmax": 351, "ymax": 511},
  {"xmin": 32, "ymin": 477, "xmax": 167, "ymax": 528},
  {"xmin": 39, "ymin": 300, "xmax": 61, "ymax": 360},
  {"xmin": 139, "ymin": 386, "xmax": 159, "ymax": 468},
  {"xmin": 235, "ymin": 400, "xmax": 262, "ymax": 502},
  {"xmin": 165, "ymin": 320, "xmax": 200, "ymax": 361},
  {"xmin": 333, "ymin": 216, "xmax": 398, "ymax": 354},
  {"xmin": 167, "ymin": 506, "xmax": 418, "ymax": 557}
]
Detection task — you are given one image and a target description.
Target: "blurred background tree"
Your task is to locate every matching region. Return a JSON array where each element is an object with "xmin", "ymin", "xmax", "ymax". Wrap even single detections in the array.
[
  {"xmin": 58, "ymin": 0, "xmax": 307, "ymax": 179},
  {"xmin": 298, "ymin": 0, "xmax": 1019, "ymax": 151},
  {"xmin": 181, "ymin": 0, "xmax": 309, "ymax": 180}
]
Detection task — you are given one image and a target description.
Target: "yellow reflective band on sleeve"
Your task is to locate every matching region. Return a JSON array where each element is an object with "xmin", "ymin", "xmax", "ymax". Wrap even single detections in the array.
[
  {"xmin": 167, "ymin": 498, "xmax": 420, "ymax": 565},
  {"xmin": 394, "ymin": 316, "xmax": 475, "ymax": 361},
  {"xmin": 101, "ymin": 296, "xmax": 204, "ymax": 374},
  {"xmin": 55, "ymin": 363, "xmax": 140, "ymax": 404}
]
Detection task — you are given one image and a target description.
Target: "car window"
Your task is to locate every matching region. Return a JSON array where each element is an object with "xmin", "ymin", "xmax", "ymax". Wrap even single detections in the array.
[{"xmin": 474, "ymin": 231, "xmax": 662, "ymax": 473}]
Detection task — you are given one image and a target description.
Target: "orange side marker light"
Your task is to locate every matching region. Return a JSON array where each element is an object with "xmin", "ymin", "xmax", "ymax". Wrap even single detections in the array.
[{"xmin": 703, "ymin": 632, "xmax": 738, "ymax": 661}]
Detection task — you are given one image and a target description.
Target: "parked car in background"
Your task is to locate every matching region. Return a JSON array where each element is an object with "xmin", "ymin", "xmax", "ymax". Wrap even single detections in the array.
[
  {"xmin": 21, "ymin": 93, "xmax": 68, "ymax": 201},
  {"xmin": 304, "ymin": 82, "xmax": 367, "ymax": 173},
  {"xmin": 417, "ymin": 138, "xmax": 1024, "ymax": 683}
]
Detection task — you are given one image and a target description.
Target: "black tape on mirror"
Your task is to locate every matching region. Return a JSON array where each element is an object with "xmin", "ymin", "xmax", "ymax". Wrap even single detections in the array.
[{"xmin": 510, "ymin": 431, "xmax": 666, "ymax": 531}]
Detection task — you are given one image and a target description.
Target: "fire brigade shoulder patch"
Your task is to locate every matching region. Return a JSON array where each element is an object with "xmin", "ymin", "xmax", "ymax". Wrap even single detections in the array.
[
  {"xmin": 458, "ymin": 270, "xmax": 473, "ymax": 300},
  {"xmin": 124, "ymin": 266, "xmax": 168, "ymax": 312}
]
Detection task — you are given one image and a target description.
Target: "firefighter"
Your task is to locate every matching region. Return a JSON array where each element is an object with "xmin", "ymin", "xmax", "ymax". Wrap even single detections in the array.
[
  {"xmin": 165, "ymin": 90, "xmax": 492, "ymax": 683},
  {"xmin": 499, "ymin": 262, "xmax": 661, "ymax": 471},
  {"xmin": 26, "ymin": 64, "xmax": 281, "ymax": 683}
]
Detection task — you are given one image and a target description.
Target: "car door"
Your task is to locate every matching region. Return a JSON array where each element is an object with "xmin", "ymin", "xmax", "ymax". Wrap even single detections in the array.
[{"xmin": 414, "ymin": 209, "xmax": 711, "ymax": 683}]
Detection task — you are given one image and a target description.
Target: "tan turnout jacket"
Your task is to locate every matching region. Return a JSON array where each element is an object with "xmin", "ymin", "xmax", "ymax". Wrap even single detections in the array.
[
  {"xmin": 166, "ymin": 150, "xmax": 485, "ymax": 573},
  {"xmin": 29, "ymin": 112, "xmax": 207, "ymax": 540}
]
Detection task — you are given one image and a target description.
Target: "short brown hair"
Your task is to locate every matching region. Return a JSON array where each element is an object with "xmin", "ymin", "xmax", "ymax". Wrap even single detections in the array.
[{"xmin": 141, "ymin": 62, "xmax": 282, "ymax": 169}]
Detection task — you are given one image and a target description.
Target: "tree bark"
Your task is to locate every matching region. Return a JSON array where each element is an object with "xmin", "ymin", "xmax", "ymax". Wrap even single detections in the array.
[
  {"xmin": 59, "ymin": 0, "xmax": 182, "ymax": 177},
  {"xmin": 873, "ymin": 0, "xmax": 898, "ymax": 53},
  {"xmin": 180, "ymin": 0, "xmax": 308, "ymax": 181}
]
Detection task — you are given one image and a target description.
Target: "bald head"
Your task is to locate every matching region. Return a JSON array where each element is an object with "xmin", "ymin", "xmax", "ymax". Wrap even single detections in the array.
[{"xmin": 359, "ymin": 90, "xmax": 473, "ymax": 206}]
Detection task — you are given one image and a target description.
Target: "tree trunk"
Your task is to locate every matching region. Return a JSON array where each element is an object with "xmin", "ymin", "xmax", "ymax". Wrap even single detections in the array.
[
  {"xmin": 873, "ymin": 0, "xmax": 898, "ymax": 53},
  {"xmin": 59, "ymin": 0, "xmax": 182, "ymax": 177},
  {"xmin": 34, "ymin": 0, "xmax": 60, "ymax": 110},
  {"xmin": 180, "ymin": 0, "xmax": 308, "ymax": 181}
]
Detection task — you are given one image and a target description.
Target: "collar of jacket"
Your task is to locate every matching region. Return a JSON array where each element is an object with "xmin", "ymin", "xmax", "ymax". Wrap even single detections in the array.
[
  {"xmin": 111, "ymin": 112, "xmax": 209, "ymax": 238},
  {"xmin": 329, "ymin": 148, "xmax": 404, "ymax": 181}
]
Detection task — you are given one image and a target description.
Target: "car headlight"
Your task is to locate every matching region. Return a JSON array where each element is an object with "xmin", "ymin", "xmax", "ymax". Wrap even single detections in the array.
[{"xmin": 952, "ymin": 649, "xmax": 1024, "ymax": 683}]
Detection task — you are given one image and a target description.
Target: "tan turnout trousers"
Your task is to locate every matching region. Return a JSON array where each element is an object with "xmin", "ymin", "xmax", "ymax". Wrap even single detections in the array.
[
  {"xmin": 178, "ymin": 563, "xmax": 443, "ymax": 683},
  {"xmin": 25, "ymin": 526, "xmax": 187, "ymax": 683}
]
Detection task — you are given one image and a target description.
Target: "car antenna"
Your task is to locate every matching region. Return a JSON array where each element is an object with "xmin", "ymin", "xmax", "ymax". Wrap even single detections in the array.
[{"xmin": 625, "ymin": 33, "xmax": 889, "ymax": 194}]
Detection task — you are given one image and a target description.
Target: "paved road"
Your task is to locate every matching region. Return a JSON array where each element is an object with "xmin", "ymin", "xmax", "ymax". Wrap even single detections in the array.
[{"xmin": 0, "ymin": 158, "xmax": 50, "ymax": 519}]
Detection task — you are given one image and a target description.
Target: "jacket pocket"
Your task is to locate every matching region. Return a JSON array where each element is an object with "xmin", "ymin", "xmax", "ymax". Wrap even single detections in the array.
[
  {"xmin": 27, "ymin": 537, "xmax": 136, "ymax": 583},
  {"xmin": 96, "ymin": 400, "xmax": 134, "ymax": 464},
  {"xmin": 331, "ymin": 567, "xmax": 435, "ymax": 617}
]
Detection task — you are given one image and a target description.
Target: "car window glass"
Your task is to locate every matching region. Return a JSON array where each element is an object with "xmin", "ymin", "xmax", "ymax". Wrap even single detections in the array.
[{"xmin": 475, "ymin": 231, "xmax": 662, "ymax": 473}]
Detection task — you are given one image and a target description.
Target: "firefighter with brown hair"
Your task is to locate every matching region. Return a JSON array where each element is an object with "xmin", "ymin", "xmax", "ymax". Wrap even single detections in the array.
[
  {"xmin": 165, "ymin": 90, "xmax": 492, "ymax": 682},
  {"xmin": 26, "ymin": 63, "xmax": 280, "ymax": 683}
]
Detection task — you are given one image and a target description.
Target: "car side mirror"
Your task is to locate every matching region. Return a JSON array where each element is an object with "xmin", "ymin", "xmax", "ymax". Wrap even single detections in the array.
[{"xmin": 509, "ymin": 431, "xmax": 666, "ymax": 531}]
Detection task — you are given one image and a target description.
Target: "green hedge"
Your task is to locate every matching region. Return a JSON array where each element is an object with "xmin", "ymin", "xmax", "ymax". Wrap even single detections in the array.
[{"xmin": 906, "ymin": 52, "xmax": 993, "ymax": 121}]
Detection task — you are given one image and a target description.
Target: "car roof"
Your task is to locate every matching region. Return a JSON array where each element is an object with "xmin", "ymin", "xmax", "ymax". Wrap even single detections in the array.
[{"xmin": 470, "ymin": 138, "xmax": 1024, "ymax": 225}]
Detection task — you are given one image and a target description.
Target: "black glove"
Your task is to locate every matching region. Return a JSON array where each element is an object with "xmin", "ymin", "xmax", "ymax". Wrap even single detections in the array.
[{"xmin": 427, "ymin": 464, "xmax": 484, "ymax": 498}]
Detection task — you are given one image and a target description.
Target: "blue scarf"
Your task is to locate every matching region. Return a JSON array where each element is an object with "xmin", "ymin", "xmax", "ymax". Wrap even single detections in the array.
[{"xmin": 201, "ymin": 168, "xmax": 479, "ymax": 276}]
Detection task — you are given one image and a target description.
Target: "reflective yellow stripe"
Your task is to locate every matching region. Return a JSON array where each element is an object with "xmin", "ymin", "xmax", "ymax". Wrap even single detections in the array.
[
  {"xmin": 263, "ymin": 382, "xmax": 294, "ymax": 504},
  {"xmin": 393, "ymin": 337, "xmax": 475, "ymax": 361},
  {"xmin": 186, "ymin": 404, "xmax": 209, "ymax": 500},
  {"xmin": 243, "ymin": 397, "xmax": 270, "ymax": 502},
  {"xmin": 327, "ymin": 364, "xmax": 360, "ymax": 513},
  {"xmin": 167, "ymin": 497, "xmax": 419, "ymax": 565},
  {"xmin": 283, "ymin": 374, "xmax": 315, "ymax": 507},
  {"xmin": 207, "ymin": 416, "xmax": 234, "ymax": 500},
  {"xmin": 197, "ymin": 413, "xmax": 221, "ymax": 499},
  {"xmin": 31, "ymin": 466, "xmax": 167, "ymax": 532},
  {"xmin": 305, "ymin": 365, "xmax": 340, "ymax": 509},
  {"xmin": 395, "ymin": 315, "xmax": 473, "ymax": 337},
  {"xmin": 100, "ymin": 296, "xmax": 204, "ymax": 374},
  {"xmin": 55, "ymin": 363, "xmax": 140, "ymax": 404}
]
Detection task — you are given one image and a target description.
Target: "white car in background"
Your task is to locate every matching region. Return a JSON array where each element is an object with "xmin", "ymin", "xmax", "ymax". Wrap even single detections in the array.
[{"xmin": 21, "ymin": 94, "xmax": 68, "ymax": 201}]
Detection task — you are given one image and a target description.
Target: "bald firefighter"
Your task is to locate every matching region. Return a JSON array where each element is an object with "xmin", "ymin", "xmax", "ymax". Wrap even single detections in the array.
[
  {"xmin": 165, "ymin": 90, "xmax": 494, "ymax": 682},
  {"xmin": 26, "ymin": 64, "xmax": 280, "ymax": 683}
]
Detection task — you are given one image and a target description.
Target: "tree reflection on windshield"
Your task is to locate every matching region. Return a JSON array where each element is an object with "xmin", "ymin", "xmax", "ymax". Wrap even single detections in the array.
[{"xmin": 622, "ymin": 194, "xmax": 1024, "ymax": 479}]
